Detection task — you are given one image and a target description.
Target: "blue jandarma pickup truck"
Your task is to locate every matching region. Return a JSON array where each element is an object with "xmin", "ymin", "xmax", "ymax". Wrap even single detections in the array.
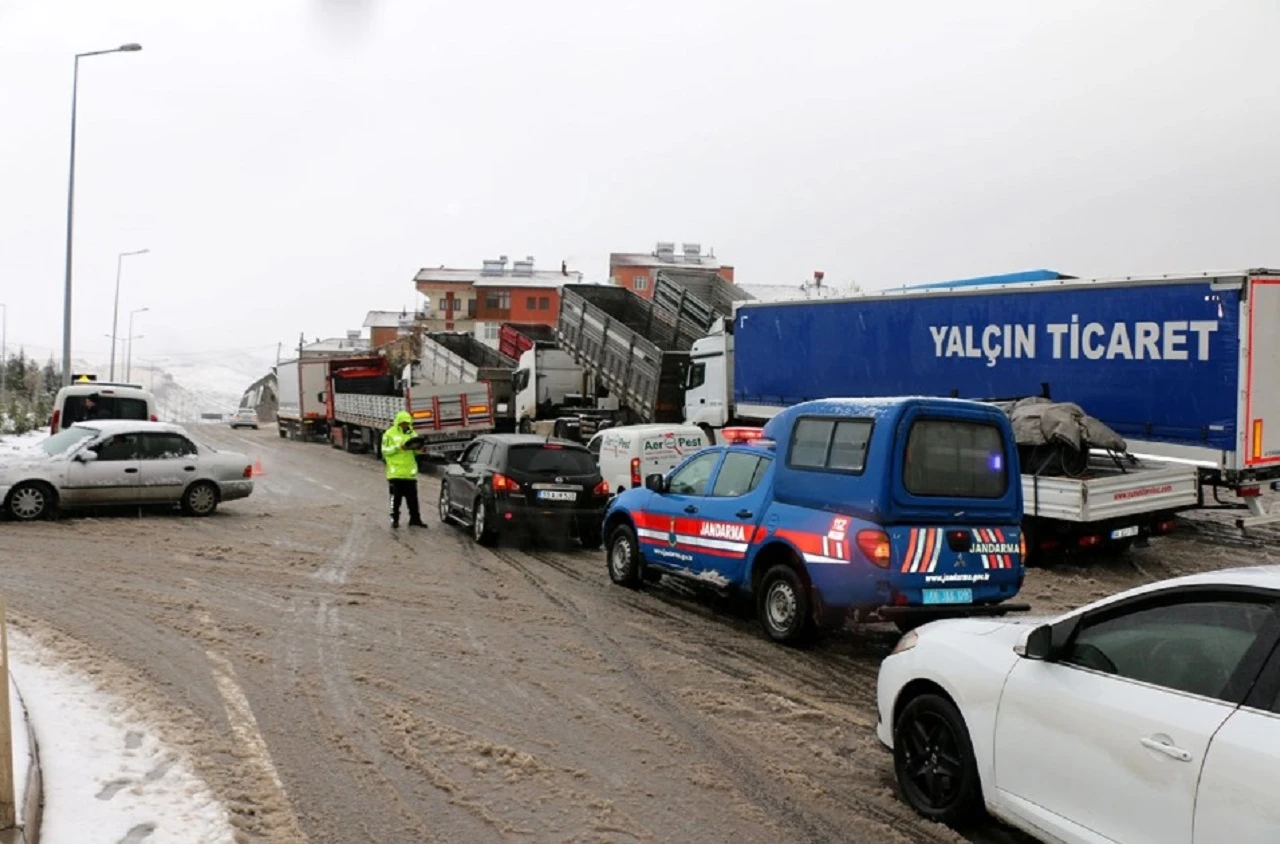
[{"xmin": 601, "ymin": 396, "xmax": 1029, "ymax": 644}]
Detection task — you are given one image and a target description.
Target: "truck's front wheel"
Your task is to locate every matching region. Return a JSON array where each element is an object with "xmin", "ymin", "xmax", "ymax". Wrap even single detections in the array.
[
  {"xmin": 606, "ymin": 525, "xmax": 641, "ymax": 587},
  {"xmin": 758, "ymin": 563, "xmax": 814, "ymax": 646}
]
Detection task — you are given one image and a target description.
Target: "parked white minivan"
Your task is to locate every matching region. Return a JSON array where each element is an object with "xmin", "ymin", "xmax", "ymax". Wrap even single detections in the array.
[
  {"xmin": 50, "ymin": 380, "xmax": 158, "ymax": 434},
  {"xmin": 585, "ymin": 424, "xmax": 710, "ymax": 495}
]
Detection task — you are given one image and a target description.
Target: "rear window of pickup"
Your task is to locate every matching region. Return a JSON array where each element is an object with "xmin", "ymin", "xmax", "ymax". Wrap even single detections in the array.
[{"xmin": 903, "ymin": 419, "xmax": 1008, "ymax": 499}]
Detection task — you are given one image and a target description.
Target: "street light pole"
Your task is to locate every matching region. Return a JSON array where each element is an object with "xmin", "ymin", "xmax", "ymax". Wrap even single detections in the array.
[
  {"xmin": 109, "ymin": 248, "xmax": 148, "ymax": 381},
  {"xmin": 61, "ymin": 42, "xmax": 143, "ymax": 387},
  {"xmin": 126, "ymin": 307, "xmax": 148, "ymax": 382}
]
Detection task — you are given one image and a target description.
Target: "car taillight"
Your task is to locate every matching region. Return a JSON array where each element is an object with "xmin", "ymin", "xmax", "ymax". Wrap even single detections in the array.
[
  {"xmin": 856, "ymin": 530, "xmax": 892, "ymax": 568},
  {"xmin": 492, "ymin": 473, "xmax": 520, "ymax": 493},
  {"xmin": 630, "ymin": 457, "xmax": 640, "ymax": 488},
  {"xmin": 243, "ymin": 465, "xmax": 253, "ymax": 478},
  {"xmin": 1019, "ymin": 533, "xmax": 1027, "ymax": 558},
  {"xmin": 150, "ymin": 414, "xmax": 158, "ymax": 422},
  {"xmin": 594, "ymin": 479, "xmax": 610, "ymax": 497}
]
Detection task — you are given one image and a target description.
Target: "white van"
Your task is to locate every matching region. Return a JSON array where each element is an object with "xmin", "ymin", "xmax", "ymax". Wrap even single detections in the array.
[
  {"xmin": 585, "ymin": 424, "xmax": 710, "ymax": 495},
  {"xmin": 50, "ymin": 380, "xmax": 158, "ymax": 434}
]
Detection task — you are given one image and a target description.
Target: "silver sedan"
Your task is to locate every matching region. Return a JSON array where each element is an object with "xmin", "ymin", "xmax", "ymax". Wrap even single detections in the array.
[{"xmin": 0, "ymin": 421, "xmax": 255, "ymax": 520}]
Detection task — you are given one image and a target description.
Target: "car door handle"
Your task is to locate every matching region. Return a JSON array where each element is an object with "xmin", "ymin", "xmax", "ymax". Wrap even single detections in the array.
[
  {"xmin": 1140, "ymin": 736, "xmax": 1193, "ymax": 762},
  {"xmin": 183, "ymin": 466, "xmax": 196, "ymax": 472},
  {"xmin": 736, "ymin": 509, "xmax": 753, "ymax": 519},
  {"xmin": 124, "ymin": 468, "xmax": 138, "ymax": 474},
  {"xmin": 684, "ymin": 505, "xmax": 699, "ymax": 514}
]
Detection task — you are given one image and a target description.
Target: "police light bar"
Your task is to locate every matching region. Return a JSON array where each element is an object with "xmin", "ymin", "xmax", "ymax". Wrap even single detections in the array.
[{"xmin": 722, "ymin": 426, "xmax": 774, "ymax": 447}]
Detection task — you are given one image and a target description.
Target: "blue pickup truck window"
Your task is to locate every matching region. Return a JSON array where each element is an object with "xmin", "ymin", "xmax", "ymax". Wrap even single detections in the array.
[
  {"xmin": 711, "ymin": 453, "xmax": 770, "ymax": 497},
  {"xmin": 789, "ymin": 417, "xmax": 872, "ymax": 473},
  {"xmin": 669, "ymin": 452, "xmax": 719, "ymax": 495},
  {"xmin": 903, "ymin": 419, "xmax": 1007, "ymax": 498}
]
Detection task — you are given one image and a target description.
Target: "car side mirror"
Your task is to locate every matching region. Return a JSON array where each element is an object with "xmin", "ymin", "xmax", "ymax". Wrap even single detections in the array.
[
  {"xmin": 1014, "ymin": 624, "xmax": 1054, "ymax": 660},
  {"xmin": 644, "ymin": 473, "xmax": 667, "ymax": 493},
  {"xmin": 75, "ymin": 450, "xmax": 98, "ymax": 463}
]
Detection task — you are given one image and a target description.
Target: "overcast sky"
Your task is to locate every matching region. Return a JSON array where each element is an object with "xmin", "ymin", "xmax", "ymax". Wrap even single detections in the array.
[{"xmin": 2, "ymin": 0, "xmax": 1277, "ymax": 377}]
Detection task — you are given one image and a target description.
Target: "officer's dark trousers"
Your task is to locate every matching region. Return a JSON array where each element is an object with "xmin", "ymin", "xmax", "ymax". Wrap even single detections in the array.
[{"xmin": 388, "ymin": 478, "xmax": 421, "ymax": 524}]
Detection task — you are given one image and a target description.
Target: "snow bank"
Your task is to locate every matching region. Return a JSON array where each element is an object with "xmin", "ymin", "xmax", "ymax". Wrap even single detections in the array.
[
  {"xmin": 8, "ymin": 674, "xmax": 31, "ymax": 826},
  {"xmin": 0, "ymin": 431, "xmax": 46, "ymax": 453},
  {"xmin": 7, "ymin": 630, "xmax": 235, "ymax": 844}
]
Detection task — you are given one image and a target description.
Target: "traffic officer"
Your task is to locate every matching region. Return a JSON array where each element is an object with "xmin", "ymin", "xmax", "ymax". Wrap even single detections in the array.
[{"xmin": 382, "ymin": 410, "xmax": 428, "ymax": 529}]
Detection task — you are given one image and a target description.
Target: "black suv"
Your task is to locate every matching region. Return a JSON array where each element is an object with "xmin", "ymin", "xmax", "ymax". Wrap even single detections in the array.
[{"xmin": 439, "ymin": 434, "xmax": 610, "ymax": 548}]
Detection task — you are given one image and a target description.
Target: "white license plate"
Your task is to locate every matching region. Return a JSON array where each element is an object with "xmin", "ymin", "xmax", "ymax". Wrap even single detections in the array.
[
  {"xmin": 538, "ymin": 490, "xmax": 576, "ymax": 502},
  {"xmin": 1111, "ymin": 526, "xmax": 1140, "ymax": 539}
]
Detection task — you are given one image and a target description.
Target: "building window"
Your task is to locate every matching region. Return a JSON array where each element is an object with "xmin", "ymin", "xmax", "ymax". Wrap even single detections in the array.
[
  {"xmin": 467, "ymin": 298, "xmax": 477, "ymax": 317},
  {"xmin": 633, "ymin": 276, "xmax": 648, "ymax": 291},
  {"xmin": 485, "ymin": 291, "xmax": 511, "ymax": 310},
  {"xmin": 484, "ymin": 323, "xmax": 499, "ymax": 340},
  {"xmin": 539, "ymin": 297, "xmax": 550, "ymax": 310},
  {"xmin": 438, "ymin": 298, "xmax": 448, "ymax": 312},
  {"xmin": 526, "ymin": 296, "xmax": 537, "ymax": 310}
]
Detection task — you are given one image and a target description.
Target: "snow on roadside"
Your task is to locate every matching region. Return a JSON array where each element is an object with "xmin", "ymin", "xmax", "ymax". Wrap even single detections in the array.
[
  {"xmin": 9, "ymin": 675, "xmax": 30, "ymax": 826},
  {"xmin": 0, "ymin": 431, "xmax": 46, "ymax": 453},
  {"xmin": 7, "ymin": 628, "xmax": 235, "ymax": 844}
]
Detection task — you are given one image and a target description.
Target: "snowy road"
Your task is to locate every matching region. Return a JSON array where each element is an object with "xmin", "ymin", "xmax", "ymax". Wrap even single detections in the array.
[{"xmin": 0, "ymin": 424, "xmax": 1273, "ymax": 843}]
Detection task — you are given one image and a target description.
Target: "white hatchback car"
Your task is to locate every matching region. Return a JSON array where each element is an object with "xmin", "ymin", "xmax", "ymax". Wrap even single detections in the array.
[
  {"xmin": 877, "ymin": 566, "xmax": 1280, "ymax": 844},
  {"xmin": 0, "ymin": 421, "xmax": 255, "ymax": 520}
]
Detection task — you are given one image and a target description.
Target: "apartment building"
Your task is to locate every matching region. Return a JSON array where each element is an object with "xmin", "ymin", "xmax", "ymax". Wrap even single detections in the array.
[
  {"xmin": 414, "ymin": 255, "xmax": 582, "ymax": 347},
  {"xmin": 608, "ymin": 242, "xmax": 734, "ymax": 300}
]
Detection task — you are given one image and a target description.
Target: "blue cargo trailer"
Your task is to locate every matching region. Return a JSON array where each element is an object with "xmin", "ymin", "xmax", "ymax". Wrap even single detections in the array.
[{"xmin": 683, "ymin": 268, "xmax": 1280, "ymax": 545}]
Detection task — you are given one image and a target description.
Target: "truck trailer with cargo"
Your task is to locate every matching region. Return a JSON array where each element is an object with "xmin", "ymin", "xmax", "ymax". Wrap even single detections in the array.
[
  {"xmin": 683, "ymin": 269, "xmax": 1280, "ymax": 553},
  {"xmin": 555, "ymin": 284, "xmax": 702, "ymax": 428},
  {"xmin": 418, "ymin": 332, "xmax": 518, "ymax": 432},
  {"xmin": 418, "ymin": 326, "xmax": 607, "ymax": 437},
  {"xmin": 652, "ymin": 268, "xmax": 754, "ymax": 337},
  {"xmin": 314, "ymin": 355, "xmax": 496, "ymax": 461}
]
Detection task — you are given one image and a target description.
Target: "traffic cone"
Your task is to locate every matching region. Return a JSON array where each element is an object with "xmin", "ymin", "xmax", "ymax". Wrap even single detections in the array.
[{"xmin": 252, "ymin": 457, "xmax": 265, "ymax": 477}]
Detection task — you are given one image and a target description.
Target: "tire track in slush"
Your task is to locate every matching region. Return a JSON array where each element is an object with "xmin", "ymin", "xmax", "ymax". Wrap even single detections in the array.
[
  {"xmin": 293, "ymin": 514, "xmax": 442, "ymax": 842},
  {"xmin": 487, "ymin": 545, "xmax": 955, "ymax": 844},
  {"xmin": 520, "ymin": 546, "xmax": 1031, "ymax": 844}
]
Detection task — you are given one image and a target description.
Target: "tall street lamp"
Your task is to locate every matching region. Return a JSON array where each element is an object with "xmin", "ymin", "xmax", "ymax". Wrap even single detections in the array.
[
  {"xmin": 109, "ymin": 248, "xmax": 149, "ymax": 380},
  {"xmin": 61, "ymin": 42, "xmax": 143, "ymax": 387},
  {"xmin": 126, "ymin": 307, "xmax": 149, "ymax": 382}
]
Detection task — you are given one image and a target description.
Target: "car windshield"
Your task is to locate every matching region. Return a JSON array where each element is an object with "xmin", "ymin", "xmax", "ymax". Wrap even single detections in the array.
[
  {"xmin": 507, "ymin": 444, "xmax": 597, "ymax": 475},
  {"xmin": 41, "ymin": 426, "xmax": 99, "ymax": 456}
]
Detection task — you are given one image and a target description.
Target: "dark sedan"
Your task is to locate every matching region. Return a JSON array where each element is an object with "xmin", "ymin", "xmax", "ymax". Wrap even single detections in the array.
[{"xmin": 438, "ymin": 434, "xmax": 610, "ymax": 548}]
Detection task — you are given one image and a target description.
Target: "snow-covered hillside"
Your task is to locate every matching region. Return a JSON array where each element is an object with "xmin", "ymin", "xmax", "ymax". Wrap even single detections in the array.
[{"xmin": 62, "ymin": 351, "xmax": 273, "ymax": 423}]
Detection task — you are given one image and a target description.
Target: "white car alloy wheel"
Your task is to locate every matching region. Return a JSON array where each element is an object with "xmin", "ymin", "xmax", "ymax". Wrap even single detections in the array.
[
  {"xmin": 183, "ymin": 482, "xmax": 219, "ymax": 517},
  {"xmin": 8, "ymin": 483, "xmax": 50, "ymax": 521},
  {"xmin": 473, "ymin": 500, "xmax": 486, "ymax": 541},
  {"xmin": 438, "ymin": 485, "xmax": 452, "ymax": 524}
]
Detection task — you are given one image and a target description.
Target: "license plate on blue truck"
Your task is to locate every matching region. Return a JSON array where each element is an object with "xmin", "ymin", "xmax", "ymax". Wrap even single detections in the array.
[{"xmin": 923, "ymin": 588, "xmax": 973, "ymax": 605}]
